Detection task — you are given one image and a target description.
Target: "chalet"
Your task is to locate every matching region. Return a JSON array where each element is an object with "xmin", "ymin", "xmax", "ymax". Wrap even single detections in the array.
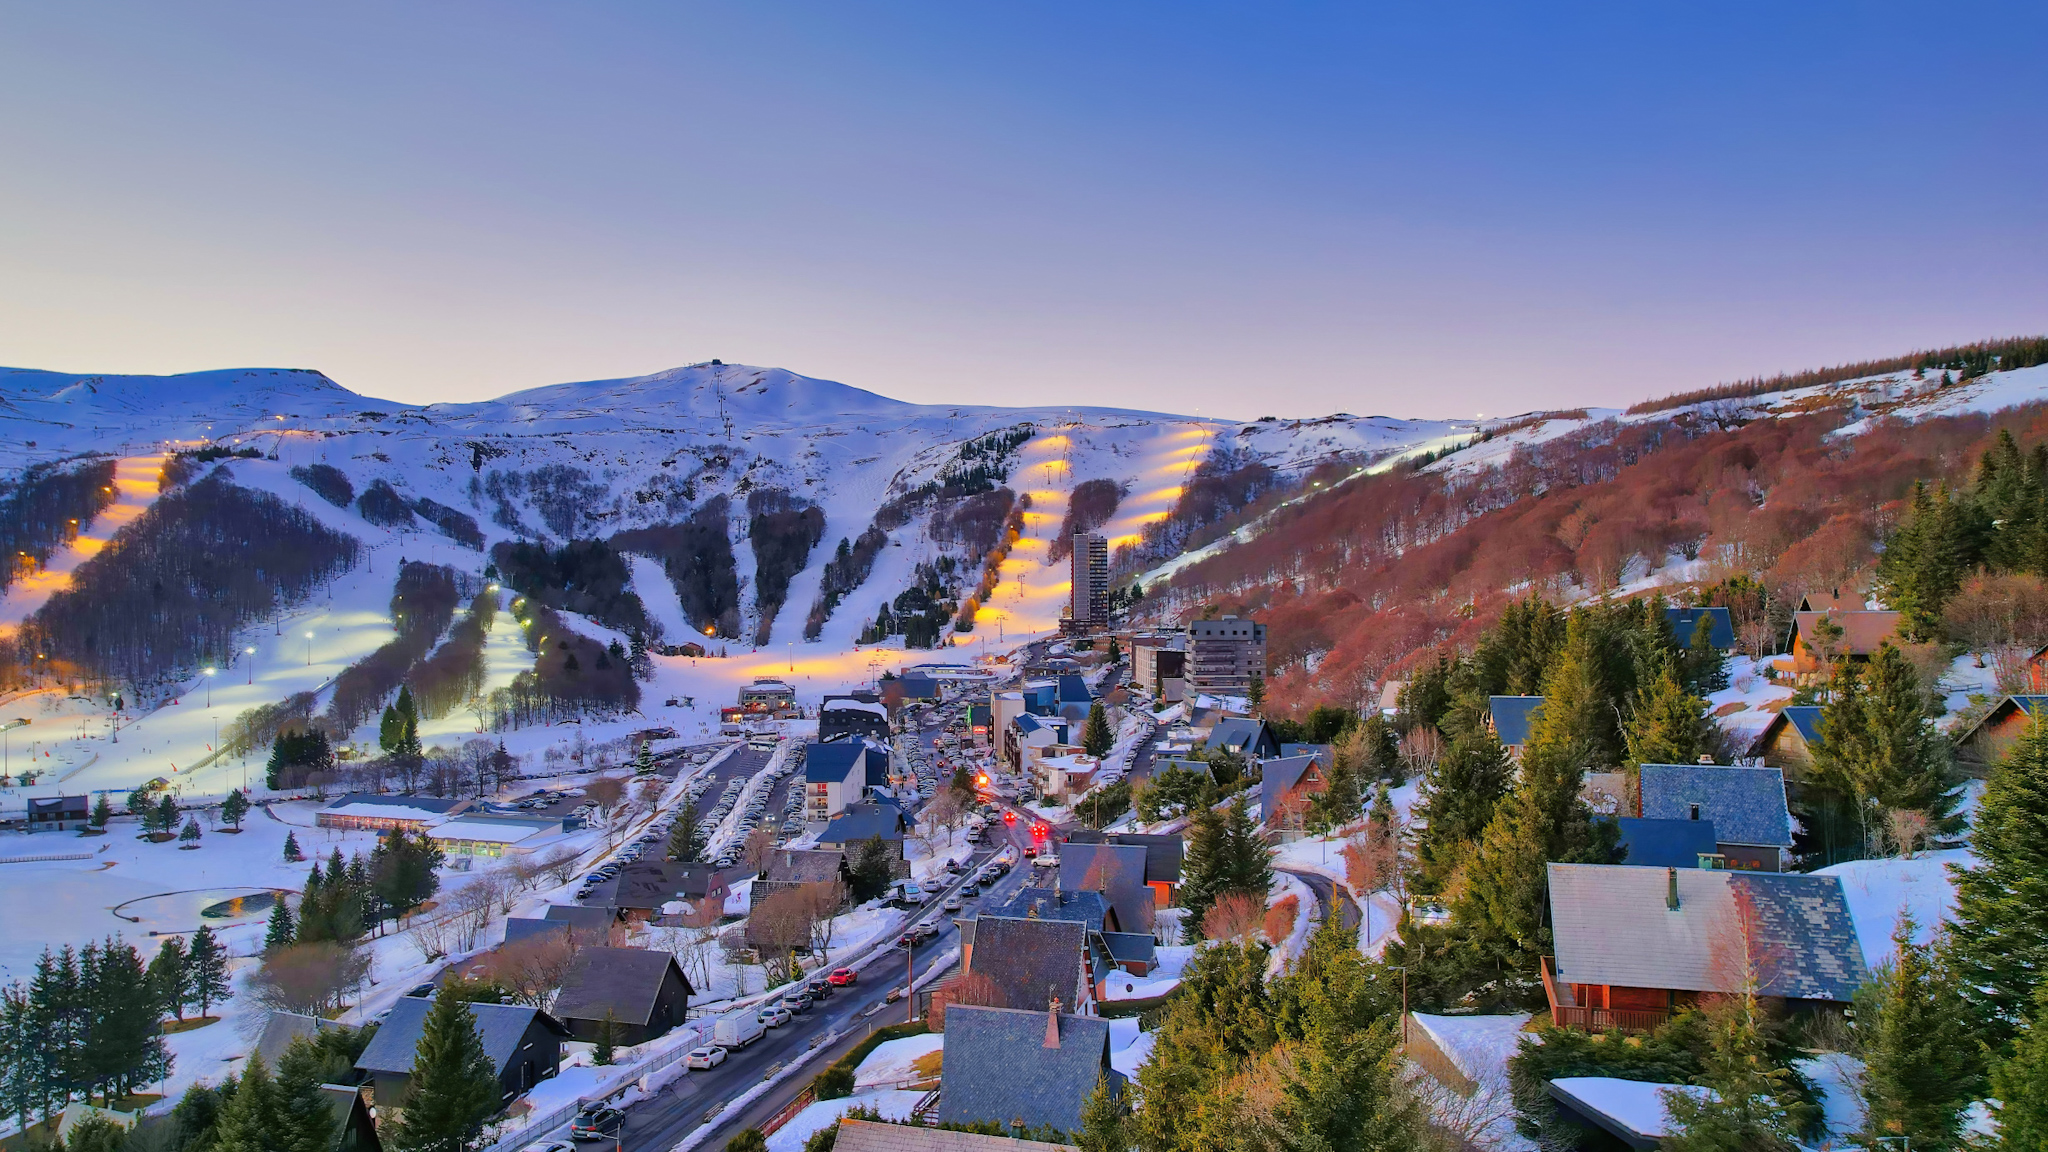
[
  {"xmin": 1637, "ymin": 764, "xmax": 1794, "ymax": 872},
  {"xmin": 738, "ymin": 678, "xmax": 797, "ymax": 711},
  {"xmin": 980, "ymin": 887, "xmax": 1155, "ymax": 994},
  {"xmin": 749, "ymin": 848, "xmax": 850, "ymax": 914},
  {"xmin": 819, "ymin": 695, "xmax": 891, "ymax": 743},
  {"xmin": 1787, "ymin": 609, "xmax": 1902, "ymax": 675},
  {"xmin": 252, "ymin": 1010, "xmax": 352, "ymax": 1070},
  {"xmin": 1055, "ymin": 674, "xmax": 1096, "ymax": 725},
  {"xmin": 1798, "ymin": 590, "xmax": 1860, "ymax": 613},
  {"xmin": 355, "ymin": 998, "xmax": 570, "ymax": 1110},
  {"xmin": 1378, "ymin": 680, "xmax": 1404, "ymax": 717},
  {"xmin": 1258, "ymin": 754, "xmax": 1330, "ymax": 834},
  {"xmin": 315, "ymin": 794, "xmax": 473, "ymax": 833},
  {"xmin": 1059, "ymin": 841, "xmax": 1155, "ymax": 934},
  {"xmin": 1544, "ymin": 863, "xmax": 1866, "ymax": 1032},
  {"xmin": 590, "ymin": 861, "xmax": 738, "ymax": 925},
  {"xmin": 26, "ymin": 795, "xmax": 90, "ymax": 833},
  {"xmin": 2025, "ymin": 645, "xmax": 2048, "ymax": 694},
  {"xmin": 818, "ymin": 801, "xmax": 913, "ymax": 876},
  {"xmin": 550, "ymin": 947, "xmax": 693, "ymax": 1046},
  {"xmin": 1206, "ymin": 717, "xmax": 1280, "ymax": 760},
  {"xmin": 425, "ymin": 814, "xmax": 564, "ymax": 857},
  {"xmin": 831, "ymin": 1119, "xmax": 1079, "ymax": 1152},
  {"xmin": 1488, "ymin": 696, "xmax": 1544, "ymax": 758},
  {"xmin": 1614, "ymin": 817, "xmax": 1722, "ymax": 869},
  {"xmin": 316, "ymin": 1086, "xmax": 382, "ymax": 1152},
  {"xmin": 502, "ymin": 918, "xmax": 571, "ymax": 948},
  {"xmin": 805, "ymin": 740, "xmax": 885, "ymax": 821},
  {"xmin": 1666, "ymin": 606, "xmax": 1734, "ymax": 650},
  {"xmin": 952, "ymin": 915, "xmax": 1090, "ymax": 1015},
  {"xmin": 1956, "ymin": 695, "xmax": 2048, "ymax": 769},
  {"xmin": 1034, "ymin": 752, "xmax": 1102, "ymax": 800},
  {"xmin": 1005, "ymin": 714, "xmax": 1071, "ymax": 773},
  {"xmin": 543, "ymin": 903, "xmax": 618, "ymax": 933},
  {"xmin": 935, "ymin": 1005, "xmax": 1124, "ymax": 1135},
  {"xmin": 1746, "ymin": 706, "xmax": 1823, "ymax": 773},
  {"xmin": 1063, "ymin": 830, "xmax": 1183, "ymax": 908}
]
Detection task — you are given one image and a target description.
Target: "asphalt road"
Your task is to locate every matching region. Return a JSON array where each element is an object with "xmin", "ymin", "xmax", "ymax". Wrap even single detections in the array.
[
  {"xmin": 1277, "ymin": 865, "xmax": 1360, "ymax": 936},
  {"xmin": 611, "ymin": 801, "xmax": 1044, "ymax": 1151}
]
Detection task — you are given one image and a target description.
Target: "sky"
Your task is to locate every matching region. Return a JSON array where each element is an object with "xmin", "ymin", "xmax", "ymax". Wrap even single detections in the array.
[{"xmin": 1, "ymin": 3, "xmax": 2043, "ymax": 421}]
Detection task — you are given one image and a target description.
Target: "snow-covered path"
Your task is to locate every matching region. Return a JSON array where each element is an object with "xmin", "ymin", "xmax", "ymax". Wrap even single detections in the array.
[{"xmin": 0, "ymin": 453, "xmax": 169, "ymax": 636}]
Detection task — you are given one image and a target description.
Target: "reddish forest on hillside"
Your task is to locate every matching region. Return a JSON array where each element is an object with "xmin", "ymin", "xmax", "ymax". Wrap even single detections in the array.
[{"xmin": 1160, "ymin": 402, "xmax": 2048, "ymax": 713}]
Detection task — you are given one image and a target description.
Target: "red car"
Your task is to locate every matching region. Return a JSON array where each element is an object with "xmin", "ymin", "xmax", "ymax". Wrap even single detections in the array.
[
  {"xmin": 1002, "ymin": 811, "xmax": 1016, "ymax": 825},
  {"xmin": 827, "ymin": 967, "xmax": 858, "ymax": 986}
]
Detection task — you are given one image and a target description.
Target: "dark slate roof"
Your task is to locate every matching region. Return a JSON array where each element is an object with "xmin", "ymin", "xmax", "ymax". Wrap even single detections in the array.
[
  {"xmin": 1099, "ymin": 932, "xmax": 1157, "ymax": 968},
  {"xmin": 542, "ymin": 904, "xmax": 616, "ymax": 931},
  {"xmin": 1489, "ymin": 696, "xmax": 1544, "ymax": 747},
  {"xmin": 1615, "ymin": 818, "xmax": 1721, "ymax": 869},
  {"xmin": 551, "ymin": 947, "xmax": 693, "ymax": 1027},
  {"xmin": 1666, "ymin": 606, "xmax": 1735, "ymax": 650},
  {"xmin": 834, "ymin": 1119, "xmax": 1079, "ymax": 1152},
  {"xmin": 806, "ymin": 741, "xmax": 873, "ymax": 784},
  {"xmin": 356, "ymin": 998, "xmax": 569, "ymax": 1078},
  {"xmin": 254, "ymin": 1011, "xmax": 347, "ymax": 1069},
  {"xmin": 503, "ymin": 918, "xmax": 570, "ymax": 947},
  {"xmin": 1207, "ymin": 718, "xmax": 1270, "ymax": 755},
  {"xmin": 820, "ymin": 805, "xmax": 908, "ymax": 846},
  {"xmin": 965, "ymin": 915, "xmax": 1086, "ymax": 1012},
  {"xmin": 1062, "ymin": 831, "xmax": 1183, "ymax": 883},
  {"xmin": 1956, "ymin": 696, "xmax": 2048, "ymax": 749},
  {"xmin": 1548, "ymin": 864, "xmax": 1867, "ymax": 1002},
  {"xmin": 987, "ymin": 887, "xmax": 1112, "ymax": 934},
  {"xmin": 28, "ymin": 796, "xmax": 88, "ymax": 815},
  {"xmin": 1258, "ymin": 755, "xmax": 1323, "ymax": 822},
  {"xmin": 1279, "ymin": 743, "xmax": 1334, "ymax": 765},
  {"xmin": 608, "ymin": 861, "xmax": 731, "ymax": 909},
  {"xmin": 1639, "ymin": 764, "xmax": 1793, "ymax": 849},
  {"xmin": 936, "ymin": 1006, "xmax": 1122, "ymax": 1134},
  {"xmin": 898, "ymin": 673, "xmax": 941, "ymax": 700},
  {"xmin": 1747, "ymin": 706, "xmax": 1823, "ymax": 758},
  {"xmin": 1058, "ymin": 843, "xmax": 1153, "ymax": 934},
  {"xmin": 765, "ymin": 848, "xmax": 846, "ymax": 884}
]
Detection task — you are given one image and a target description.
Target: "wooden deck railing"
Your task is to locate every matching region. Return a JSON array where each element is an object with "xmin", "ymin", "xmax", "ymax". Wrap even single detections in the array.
[{"xmin": 1541, "ymin": 957, "xmax": 1668, "ymax": 1034}]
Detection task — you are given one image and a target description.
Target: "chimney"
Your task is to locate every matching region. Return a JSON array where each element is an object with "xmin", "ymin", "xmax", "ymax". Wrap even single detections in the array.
[
  {"xmin": 1666, "ymin": 868, "xmax": 1680, "ymax": 911},
  {"xmin": 1045, "ymin": 997, "xmax": 1062, "ymax": 1048}
]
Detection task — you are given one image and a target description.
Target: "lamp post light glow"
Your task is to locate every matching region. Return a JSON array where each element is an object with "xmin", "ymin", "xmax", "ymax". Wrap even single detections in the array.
[
  {"xmin": 245, "ymin": 646, "xmax": 257, "ymax": 684},
  {"xmin": 203, "ymin": 666, "xmax": 216, "ymax": 708},
  {"xmin": 305, "ymin": 631, "xmax": 315, "ymax": 666}
]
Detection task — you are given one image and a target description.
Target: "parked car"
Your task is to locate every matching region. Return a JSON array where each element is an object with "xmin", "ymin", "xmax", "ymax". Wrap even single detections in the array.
[
  {"xmin": 758, "ymin": 1005, "xmax": 793, "ymax": 1028},
  {"xmin": 826, "ymin": 967, "xmax": 858, "ymax": 986},
  {"xmin": 806, "ymin": 977, "xmax": 833, "ymax": 999},
  {"xmin": 684, "ymin": 1046, "xmax": 729, "ymax": 1070},
  {"xmin": 942, "ymin": 894, "xmax": 965, "ymax": 912},
  {"xmin": 569, "ymin": 1107, "xmax": 622, "ymax": 1141},
  {"xmin": 404, "ymin": 983, "xmax": 437, "ymax": 998},
  {"xmin": 521, "ymin": 1141, "xmax": 576, "ymax": 1152},
  {"xmin": 781, "ymin": 993, "xmax": 812, "ymax": 1014}
]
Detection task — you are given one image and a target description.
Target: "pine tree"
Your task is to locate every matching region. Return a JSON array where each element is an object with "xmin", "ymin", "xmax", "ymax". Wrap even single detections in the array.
[
  {"xmin": 283, "ymin": 830, "xmax": 303, "ymax": 862},
  {"xmin": 1623, "ymin": 664, "xmax": 1714, "ymax": 771},
  {"xmin": 90, "ymin": 795, "xmax": 112, "ymax": 830},
  {"xmin": 667, "ymin": 805, "xmax": 704, "ymax": 862},
  {"xmin": 723, "ymin": 1132, "xmax": 767, "ymax": 1152},
  {"xmin": 1413, "ymin": 706, "xmax": 1513, "ymax": 894},
  {"xmin": 211, "ymin": 1055, "xmax": 280, "ymax": 1152},
  {"xmin": 148, "ymin": 936, "xmax": 191, "ymax": 1022},
  {"xmin": 1176, "ymin": 803, "xmax": 1230, "ymax": 944},
  {"xmin": 65, "ymin": 1113, "xmax": 128, "ymax": 1152},
  {"xmin": 31, "ymin": 946, "xmax": 84, "ymax": 1114},
  {"xmin": 1947, "ymin": 714, "xmax": 2048, "ymax": 1048},
  {"xmin": 275, "ymin": 1038, "xmax": 341, "ymax": 1152},
  {"xmin": 264, "ymin": 897, "xmax": 297, "ymax": 952},
  {"xmin": 1219, "ymin": 796, "xmax": 1273, "ymax": 900},
  {"xmin": 1680, "ymin": 612, "xmax": 1730, "ymax": 695},
  {"xmin": 171, "ymin": 1079, "xmax": 232, "ymax": 1152},
  {"xmin": 1661, "ymin": 990, "xmax": 1802, "ymax": 1152},
  {"xmin": 385, "ymin": 993, "xmax": 499, "ymax": 1152},
  {"xmin": 1992, "ymin": 983, "xmax": 2048, "ymax": 1152},
  {"xmin": 1247, "ymin": 673, "xmax": 1265, "ymax": 711},
  {"xmin": 180, "ymin": 817, "xmax": 203, "ymax": 847},
  {"xmin": 188, "ymin": 926, "xmax": 230, "ymax": 1018},
  {"xmin": 0, "ymin": 981, "xmax": 46, "ymax": 1134},
  {"xmin": 1082, "ymin": 702, "xmax": 1113, "ymax": 759},
  {"xmin": 1860, "ymin": 915, "xmax": 1975, "ymax": 1151},
  {"xmin": 593, "ymin": 1012, "xmax": 617, "ymax": 1066},
  {"xmin": 156, "ymin": 794, "xmax": 179, "ymax": 839},
  {"xmin": 1854, "ymin": 643, "xmax": 1963, "ymax": 835},
  {"xmin": 221, "ymin": 790, "xmax": 248, "ymax": 831},
  {"xmin": 633, "ymin": 742, "xmax": 655, "ymax": 776},
  {"xmin": 1076, "ymin": 1074, "xmax": 1132, "ymax": 1152},
  {"xmin": 82, "ymin": 937, "xmax": 169, "ymax": 1104}
]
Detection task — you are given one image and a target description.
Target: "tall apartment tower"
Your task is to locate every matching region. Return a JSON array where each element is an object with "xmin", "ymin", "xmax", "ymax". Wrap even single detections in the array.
[
  {"xmin": 1185, "ymin": 615, "xmax": 1268, "ymax": 694},
  {"xmin": 1068, "ymin": 531, "xmax": 1111, "ymax": 629}
]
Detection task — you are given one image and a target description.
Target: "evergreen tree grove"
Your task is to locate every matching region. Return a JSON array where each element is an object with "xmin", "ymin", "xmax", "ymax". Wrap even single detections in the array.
[
  {"xmin": 1859, "ymin": 915, "xmax": 1976, "ymax": 1152},
  {"xmin": 1622, "ymin": 664, "xmax": 1713, "ymax": 772},
  {"xmin": 1947, "ymin": 715, "xmax": 2048, "ymax": 1049},
  {"xmin": 1992, "ymin": 983, "xmax": 2048, "ymax": 1152},
  {"xmin": 386, "ymin": 993, "xmax": 500, "ymax": 1152}
]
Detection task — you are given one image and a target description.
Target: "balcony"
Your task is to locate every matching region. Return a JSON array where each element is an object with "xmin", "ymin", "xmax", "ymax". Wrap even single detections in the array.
[{"xmin": 1541, "ymin": 957, "xmax": 1670, "ymax": 1034}]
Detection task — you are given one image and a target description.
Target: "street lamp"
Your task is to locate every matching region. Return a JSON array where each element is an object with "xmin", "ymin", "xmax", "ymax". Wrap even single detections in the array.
[
  {"xmin": 203, "ymin": 666, "xmax": 216, "ymax": 708},
  {"xmin": 245, "ymin": 646, "xmax": 256, "ymax": 684},
  {"xmin": 305, "ymin": 631, "xmax": 314, "ymax": 666}
]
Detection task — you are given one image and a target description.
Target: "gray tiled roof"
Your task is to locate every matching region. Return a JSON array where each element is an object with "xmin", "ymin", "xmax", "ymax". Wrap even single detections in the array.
[
  {"xmin": 1207, "ymin": 718, "xmax": 1271, "ymax": 755},
  {"xmin": 356, "ymin": 998, "xmax": 568, "ymax": 1078},
  {"xmin": 806, "ymin": 741, "xmax": 873, "ymax": 784},
  {"xmin": 833, "ymin": 1118, "xmax": 1078, "ymax": 1152},
  {"xmin": 986, "ymin": 887, "xmax": 1112, "ymax": 934},
  {"xmin": 1548, "ymin": 863, "xmax": 1867, "ymax": 1002},
  {"xmin": 936, "ymin": 1005, "xmax": 1121, "ymax": 1135},
  {"xmin": 503, "ymin": 918, "xmax": 570, "ymax": 947},
  {"xmin": 253, "ymin": 1011, "xmax": 346, "ymax": 1069},
  {"xmin": 542, "ymin": 904, "xmax": 617, "ymax": 931},
  {"xmin": 1059, "ymin": 843, "xmax": 1153, "ymax": 934},
  {"xmin": 1279, "ymin": 743, "xmax": 1334, "ymax": 765},
  {"xmin": 1062, "ymin": 831, "xmax": 1183, "ymax": 883},
  {"xmin": 1489, "ymin": 696, "xmax": 1544, "ymax": 747},
  {"xmin": 1639, "ymin": 764, "xmax": 1793, "ymax": 849},
  {"xmin": 551, "ymin": 947, "xmax": 692, "ymax": 1028},
  {"xmin": 965, "ymin": 915, "xmax": 1086, "ymax": 1012},
  {"xmin": 821, "ymin": 806, "xmax": 908, "ymax": 846},
  {"xmin": 765, "ymin": 848, "xmax": 846, "ymax": 884},
  {"xmin": 1099, "ymin": 932, "xmax": 1157, "ymax": 967},
  {"xmin": 1259, "ymin": 755, "xmax": 1323, "ymax": 823},
  {"xmin": 1615, "ymin": 818, "xmax": 1721, "ymax": 869}
]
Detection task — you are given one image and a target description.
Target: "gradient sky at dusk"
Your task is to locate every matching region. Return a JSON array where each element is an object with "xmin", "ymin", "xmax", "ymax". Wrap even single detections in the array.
[{"xmin": 2, "ymin": 3, "xmax": 2043, "ymax": 419}]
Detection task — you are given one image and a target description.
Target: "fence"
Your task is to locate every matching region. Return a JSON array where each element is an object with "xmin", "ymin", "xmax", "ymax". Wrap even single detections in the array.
[
  {"xmin": 1540, "ymin": 957, "xmax": 1668, "ymax": 1034},
  {"xmin": 0, "ymin": 852, "xmax": 95, "ymax": 864}
]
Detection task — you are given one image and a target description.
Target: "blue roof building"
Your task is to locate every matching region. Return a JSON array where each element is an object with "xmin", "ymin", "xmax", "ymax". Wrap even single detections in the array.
[
  {"xmin": 1615, "ymin": 817, "xmax": 1722, "ymax": 869},
  {"xmin": 1489, "ymin": 696, "xmax": 1545, "ymax": 751},
  {"xmin": 1666, "ymin": 606, "xmax": 1735, "ymax": 650},
  {"xmin": 1639, "ymin": 764, "xmax": 1793, "ymax": 871},
  {"xmin": 1207, "ymin": 717, "xmax": 1280, "ymax": 759},
  {"xmin": 935, "ymin": 1005, "xmax": 1124, "ymax": 1134}
]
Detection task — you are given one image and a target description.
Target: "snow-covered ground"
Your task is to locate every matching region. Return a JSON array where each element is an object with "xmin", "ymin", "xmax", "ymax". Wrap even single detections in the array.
[
  {"xmin": 853, "ymin": 1033, "xmax": 944, "ymax": 1089},
  {"xmin": 1814, "ymin": 847, "xmax": 1970, "ymax": 964}
]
